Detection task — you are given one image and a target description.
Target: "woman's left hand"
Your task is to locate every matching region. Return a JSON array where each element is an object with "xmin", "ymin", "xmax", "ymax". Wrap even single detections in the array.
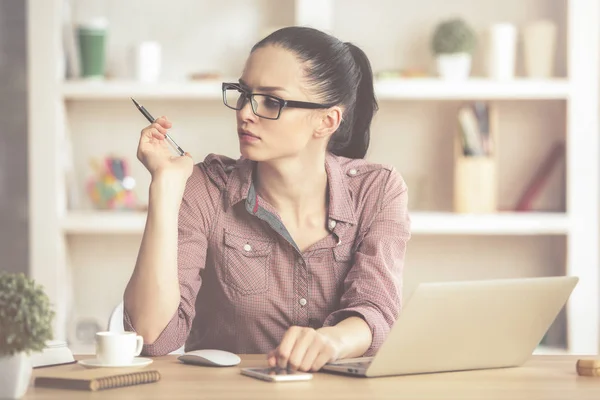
[{"xmin": 267, "ymin": 326, "xmax": 342, "ymax": 372}]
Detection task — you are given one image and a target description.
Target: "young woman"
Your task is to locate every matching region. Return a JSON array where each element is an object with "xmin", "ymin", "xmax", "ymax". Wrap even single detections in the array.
[{"xmin": 124, "ymin": 26, "xmax": 411, "ymax": 372}]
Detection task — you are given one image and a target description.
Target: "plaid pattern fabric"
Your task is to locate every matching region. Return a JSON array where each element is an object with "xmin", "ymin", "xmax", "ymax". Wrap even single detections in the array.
[{"xmin": 124, "ymin": 152, "xmax": 411, "ymax": 356}]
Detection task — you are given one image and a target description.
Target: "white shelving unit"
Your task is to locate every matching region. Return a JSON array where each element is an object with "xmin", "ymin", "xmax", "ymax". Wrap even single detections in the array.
[
  {"xmin": 28, "ymin": 0, "xmax": 599, "ymax": 355},
  {"xmin": 62, "ymin": 78, "xmax": 571, "ymax": 101},
  {"xmin": 62, "ymin": 210, "xmax": 570, "ymax": 236}
]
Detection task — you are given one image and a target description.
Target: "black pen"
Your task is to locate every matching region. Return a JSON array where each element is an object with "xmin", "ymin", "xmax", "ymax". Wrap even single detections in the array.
[{"xmin": 131, "ymin": 97, "xmax": 185, "ymax": 156}]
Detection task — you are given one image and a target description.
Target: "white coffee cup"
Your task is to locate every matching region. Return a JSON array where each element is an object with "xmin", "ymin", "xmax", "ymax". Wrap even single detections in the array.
[{"xmin": 95, "ymin": 331, "xmax": 143, "ymax": 366}]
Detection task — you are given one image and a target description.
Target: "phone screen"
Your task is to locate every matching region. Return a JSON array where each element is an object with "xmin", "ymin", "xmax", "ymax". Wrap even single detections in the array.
[{"xmin": 241, "ymin": 367, "xmax": 313, "ymax": 382}]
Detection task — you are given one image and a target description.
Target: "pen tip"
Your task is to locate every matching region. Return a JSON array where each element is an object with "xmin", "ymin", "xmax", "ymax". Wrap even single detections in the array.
[{"xmin": 130, "ymin": 97, "xmax": 139, "ymax": 106}]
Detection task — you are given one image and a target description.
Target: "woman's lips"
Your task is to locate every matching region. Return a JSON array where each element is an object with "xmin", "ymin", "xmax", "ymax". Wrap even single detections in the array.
[{"xmin": 238, "ymin": 130, "xmax": 260, "ymax": 142}]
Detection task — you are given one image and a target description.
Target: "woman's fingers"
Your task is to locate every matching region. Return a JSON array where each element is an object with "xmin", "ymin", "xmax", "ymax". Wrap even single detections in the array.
[
  {"xmin": 288, "ymin": 329, "xmax": 315, "ymax": 371},
  {"xmin": 274, "ymin": 328, "xmax": 300, "ymax": 369},
  {"xmin": 152, "ymin": 122, "xmax": 167, "ymax": 135},
  {"xmin": 299, "ymin": 336, "xmax": 323, "ymax": 372},
  {"xmin": 311, "ymin": 351, "xmax": 333, "ymax": 372},
  {"xmin": 140, "ymin": 126, "xmax": 165, "ymax": 141},
  {"xmin": 155, "ymin": 116, "xmax": 172, "ymax": 129}
]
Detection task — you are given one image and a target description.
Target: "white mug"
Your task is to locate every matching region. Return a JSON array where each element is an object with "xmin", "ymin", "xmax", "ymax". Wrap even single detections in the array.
[{"xmin": 95, "ymin": 331, "xmax": 143, "ymax": 366}]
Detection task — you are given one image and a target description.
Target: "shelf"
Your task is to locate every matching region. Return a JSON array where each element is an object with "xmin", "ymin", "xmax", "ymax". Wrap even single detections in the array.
[
  {"xmin": 374, "ymin": 78, "xmax": 571, "ymax": 100},
  {"xmin": 61, "ymin": 79, "xmax": 228, "ymax": 100},
  {"xmin": 62, "ymin": 210, "xmax": 569, "ymax": 235},
  {"xmin": 62, "ymin": 210, "xmax": 147, "ymax": 234},
  {"xmin": 410, "ymin": 212, "xmax": 569, "ymax": 235},
  {"xmin": 61, "ymin": 78, "xmax": 571, "ymax": 101}
]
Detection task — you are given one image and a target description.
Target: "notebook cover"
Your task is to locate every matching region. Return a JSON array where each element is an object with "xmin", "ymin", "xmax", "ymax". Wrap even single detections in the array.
[{"xmin": 34, "ymin": 368, "xmax": 161, "ymax": 391}]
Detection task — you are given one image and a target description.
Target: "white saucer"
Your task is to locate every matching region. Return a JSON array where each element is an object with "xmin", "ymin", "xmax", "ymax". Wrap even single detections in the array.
[{"xmin": 78, "ymin": 357, "xmax": 153, "ymax": 368}]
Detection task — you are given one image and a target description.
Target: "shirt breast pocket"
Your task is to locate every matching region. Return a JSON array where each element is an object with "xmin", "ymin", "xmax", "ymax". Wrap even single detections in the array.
[
  {"xmin": 332, "ymin": 242, "xmax": 354, "ymax": 279},
  {"xmin": 223, "ymin": 230, "xmax": 274, "ymax": 295}
]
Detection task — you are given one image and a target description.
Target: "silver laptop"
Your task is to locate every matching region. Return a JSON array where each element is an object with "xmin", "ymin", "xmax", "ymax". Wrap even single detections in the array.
[{"xmin": 322, "ymin": 276, "xmax": 578, "ymax": 378}]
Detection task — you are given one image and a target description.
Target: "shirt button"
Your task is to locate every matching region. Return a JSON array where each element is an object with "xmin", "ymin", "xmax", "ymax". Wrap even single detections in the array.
[
  {"xmin": 328, "ymin": 219, "xmax": 337, "ymax": 230},
  {"xmin": 347, "ymin": 168, "xmax": 357, "ymax": 176},
  {"xmin": 299, "ymin": 298, "xmax": 307, "ymax": 306},
  {"xmin": 243, "ymin": 244, "xmax": 252, "ymax": 252}
]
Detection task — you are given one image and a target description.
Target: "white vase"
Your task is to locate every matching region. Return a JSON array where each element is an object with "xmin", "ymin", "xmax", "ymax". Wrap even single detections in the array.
[
  {"xmin": 487, "ymin": 23, "xmax": 517, "ymax": 80},
  {"xmin": 523, "ymin": 20, "xmax": 557, "ymax": 78},
  {"xmin": 436, "ymin": 53, "xmax": 472, "ymax": 80},
  {"xmin": 0, "ymin": 353, "xmax": 32, "ymax": 399}
]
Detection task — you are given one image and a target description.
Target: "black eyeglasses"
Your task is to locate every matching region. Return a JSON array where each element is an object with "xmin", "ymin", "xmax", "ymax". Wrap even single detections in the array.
[{"xmin": 222, "ymin": 82, "xmax": 334, "ymax": 120}]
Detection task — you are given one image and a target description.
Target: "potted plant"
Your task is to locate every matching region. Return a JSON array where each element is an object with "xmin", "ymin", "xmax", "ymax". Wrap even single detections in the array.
[
  {"xmin": 431, "ymin": 18, "xmax": 477, "ymax": 80},
  {"xmin": 0, "ymin": 272, "xmax": 54, "ymax": 399}
]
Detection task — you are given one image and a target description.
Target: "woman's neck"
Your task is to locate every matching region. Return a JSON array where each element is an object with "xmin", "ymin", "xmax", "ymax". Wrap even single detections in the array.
[{"xmin": 255, "ymin": 153, "xmax": 328, "ymax": 224}]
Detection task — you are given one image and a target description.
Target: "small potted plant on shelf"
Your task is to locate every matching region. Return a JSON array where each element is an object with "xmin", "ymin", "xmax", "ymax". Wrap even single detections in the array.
[
  {"xmin": 0, "ymin": 272, "xmax": 54, "ymax": 399},
  {"xmin": 431, "ymin": 18, "xmax": 477, "ymax": 80}
]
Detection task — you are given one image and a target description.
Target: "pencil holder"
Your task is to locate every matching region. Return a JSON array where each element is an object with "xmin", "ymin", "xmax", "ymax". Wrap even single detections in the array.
[
  {"xmin": 453, "ymin": 102, "xmax": 498, "ymax": 214},
  {"xmin": 454, "ymin": 155, "xmax": 497, "ymax": 213}
]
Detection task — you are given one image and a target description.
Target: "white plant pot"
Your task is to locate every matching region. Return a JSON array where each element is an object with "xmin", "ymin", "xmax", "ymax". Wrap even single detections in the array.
[
  {"xmin": 0, "ymin": 353, "xmax": 32, "ymax": 399},
  {"xmin": 436, "ymin": 53, "xmax": 472, "ymax": 80}
]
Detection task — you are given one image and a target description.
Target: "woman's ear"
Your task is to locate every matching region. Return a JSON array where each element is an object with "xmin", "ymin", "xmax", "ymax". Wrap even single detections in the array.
[{"xmin": 314, "ymin": 106, "xmax": 343, "ymax": 139}]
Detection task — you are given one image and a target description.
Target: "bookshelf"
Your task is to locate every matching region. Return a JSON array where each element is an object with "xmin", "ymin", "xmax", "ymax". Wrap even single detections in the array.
[
  {"xmin": 62, "ymin": 210, "xmax": 570, "ymax": 236},
  {"xmin": 29, "ymin": 0, "xmax": 599, "ymax": 356},
  {"xmin": 61, "ymin": 78, "xmax": 571, "ymax": 100}
]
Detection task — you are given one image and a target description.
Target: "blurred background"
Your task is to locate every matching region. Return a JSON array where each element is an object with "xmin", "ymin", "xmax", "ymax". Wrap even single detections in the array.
[{"xmin": 2, "ymin": 0, "xmax": 598, "ymax": 356}]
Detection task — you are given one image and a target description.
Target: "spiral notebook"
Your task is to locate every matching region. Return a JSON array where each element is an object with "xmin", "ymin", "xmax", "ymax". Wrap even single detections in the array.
[{"xmin": 34, "ymin": 368, "xmax": 161, "ymax": 391}]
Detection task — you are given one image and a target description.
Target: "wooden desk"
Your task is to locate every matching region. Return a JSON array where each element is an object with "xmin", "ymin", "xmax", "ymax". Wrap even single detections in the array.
[{"xmin": 25, "ymin": 355, "xmax": 600, "ymax": 399}]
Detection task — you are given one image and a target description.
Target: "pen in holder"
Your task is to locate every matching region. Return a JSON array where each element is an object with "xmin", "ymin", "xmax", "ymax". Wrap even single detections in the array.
[{"xmin": 453, "ymin": 102, "xmax": 498, "ymax": 214}]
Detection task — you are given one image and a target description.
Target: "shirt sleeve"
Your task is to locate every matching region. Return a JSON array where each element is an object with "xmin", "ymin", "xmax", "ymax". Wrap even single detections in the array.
[
  {"xmin": 123, "ymin": 162, "xmax": 220, "ymax": 356},
  {"xmin": 322, "ymin": 167, "xmax": 411, "ymax": 356}
]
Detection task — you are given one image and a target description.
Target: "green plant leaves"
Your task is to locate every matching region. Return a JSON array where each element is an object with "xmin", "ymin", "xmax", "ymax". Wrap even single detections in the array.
[
  {"xmin": 432, "ymin": 18, "xmax": 477, "ymax": 55},
  {"xmin": 0, "ymin": 272, "xmax": 55, "ymax": 356}
]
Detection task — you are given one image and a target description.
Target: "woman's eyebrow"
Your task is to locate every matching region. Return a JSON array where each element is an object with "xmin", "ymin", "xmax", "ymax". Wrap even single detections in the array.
[{"xmin": 238, "ymin": 78, "xmax": 287, "ymax": 92}]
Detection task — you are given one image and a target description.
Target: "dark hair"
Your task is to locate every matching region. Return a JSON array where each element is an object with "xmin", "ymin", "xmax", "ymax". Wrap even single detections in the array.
[{"xmin": 251, "ymin": 26, "xmax": 378, "ymax": 159}]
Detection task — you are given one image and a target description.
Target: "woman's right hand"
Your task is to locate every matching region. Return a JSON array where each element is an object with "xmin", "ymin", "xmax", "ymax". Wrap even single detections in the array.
[{"xmin": 137, "ymin": 116, "xmax": 194, "ymax": 182}]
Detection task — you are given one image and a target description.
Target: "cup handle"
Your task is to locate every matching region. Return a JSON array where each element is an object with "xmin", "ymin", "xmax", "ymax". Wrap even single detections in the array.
[{"xmin": 135, "ymin": 335, "xmax": 144, "ymax": 356}]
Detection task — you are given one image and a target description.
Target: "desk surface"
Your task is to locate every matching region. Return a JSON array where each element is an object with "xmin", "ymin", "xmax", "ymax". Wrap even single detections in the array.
[{"xmin": 25, "ymin": 355, "xmax": 600, "ymax": 399}]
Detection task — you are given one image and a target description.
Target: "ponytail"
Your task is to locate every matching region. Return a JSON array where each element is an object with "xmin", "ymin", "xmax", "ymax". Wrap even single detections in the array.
[
  {"xmin": 252, "ymin": 27, "xmax": 378, "ymax": 159},
  {"xmin": 340, "ymin": 43, "xmax": 378, "ymax": 159}
]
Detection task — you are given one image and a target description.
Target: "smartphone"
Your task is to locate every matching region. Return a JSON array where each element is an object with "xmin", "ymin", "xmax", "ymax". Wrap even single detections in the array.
[{"xmin": 241, "ymin": 367, "xmax": 313, "ymax": 382}]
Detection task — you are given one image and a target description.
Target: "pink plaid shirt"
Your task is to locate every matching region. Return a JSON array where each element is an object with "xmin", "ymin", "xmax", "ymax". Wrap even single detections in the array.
[{"xmin": 124, "ymin": 152, "xmax": 411, "ymax": 357}]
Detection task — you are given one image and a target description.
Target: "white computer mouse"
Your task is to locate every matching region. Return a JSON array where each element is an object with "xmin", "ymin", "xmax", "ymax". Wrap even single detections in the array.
[{"xmin": 177, "ymin": 349, "xmax": 241, "ymax": 367}]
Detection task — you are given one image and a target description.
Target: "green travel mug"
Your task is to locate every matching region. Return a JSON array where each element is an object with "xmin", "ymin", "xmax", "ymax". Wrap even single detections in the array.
[{"xmin": 77, "ymin": 18, "xmax": 108, "ymax": 79}]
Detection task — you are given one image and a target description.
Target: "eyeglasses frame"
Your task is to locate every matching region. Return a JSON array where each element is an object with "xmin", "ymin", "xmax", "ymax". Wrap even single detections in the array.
[{"xmin": 222, "ymin": 82, "xmax": 335, "ymax": 120}]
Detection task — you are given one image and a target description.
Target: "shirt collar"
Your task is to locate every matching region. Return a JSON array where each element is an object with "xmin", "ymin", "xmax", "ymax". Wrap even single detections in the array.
[{"xmin": 225, "ymin": 153, "xmax": 357, "ymax": 225}]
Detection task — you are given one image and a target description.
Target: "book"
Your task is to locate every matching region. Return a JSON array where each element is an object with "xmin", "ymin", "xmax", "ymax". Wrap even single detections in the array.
[
  {"xmin": 31, "ymin": 340, "xmax": 76, "ymax": 368},
  {"xmin": 514, "ymin": 141, "xmax": 565, "ymax": 211},
  {"xmin": 34, "ymin": 368, "xmax": 161, "ymax": 391}
]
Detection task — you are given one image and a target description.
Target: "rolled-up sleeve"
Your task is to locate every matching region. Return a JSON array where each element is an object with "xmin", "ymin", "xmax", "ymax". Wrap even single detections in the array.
[
  {"xmin": 323, "ymin": 168, "xmax": 411, "ymax": 356},
  {"xmin": 123, "ymin": 162, "xmax": 220, "ymax": 356}
]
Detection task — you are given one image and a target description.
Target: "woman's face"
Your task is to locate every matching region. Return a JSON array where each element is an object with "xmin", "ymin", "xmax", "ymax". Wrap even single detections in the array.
[{"xmin": 235, "ymin": 45, "xmax": 340, "ymax": 162}]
